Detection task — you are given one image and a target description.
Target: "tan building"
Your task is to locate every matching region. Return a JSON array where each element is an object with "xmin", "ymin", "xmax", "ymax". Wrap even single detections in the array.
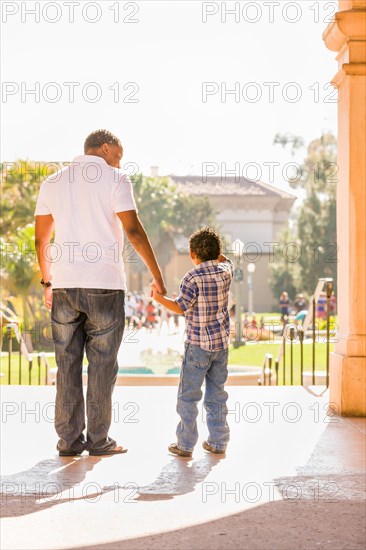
[{"xmin": 128, "ymin": 175, "xmax": 296, "ymax": 313}]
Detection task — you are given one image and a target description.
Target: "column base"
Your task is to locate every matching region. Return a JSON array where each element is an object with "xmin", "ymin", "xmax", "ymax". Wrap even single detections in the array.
[{"xmin": 329, "ymin": 352, "xmax": 366, "ymax": 416}]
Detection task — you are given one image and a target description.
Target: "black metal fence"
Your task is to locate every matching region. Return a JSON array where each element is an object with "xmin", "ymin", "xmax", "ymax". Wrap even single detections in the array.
[
  {"xmin": 262, "ymin": 278, "xmax": 334, "ymax": 387},
  {"xmin": 3, "ymin": 323, "xmax": 49, "ymax": 385}
]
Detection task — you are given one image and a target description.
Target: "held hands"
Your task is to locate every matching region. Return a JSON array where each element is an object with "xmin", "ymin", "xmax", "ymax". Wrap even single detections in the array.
[
  {"xmin": 150, "ymin": 276, "xmax": 167, "ymax": 298},
  {"xmin": 150, "ymin": 282, "xmax": 183, "ymax": 315},
  {"xmin": 150, "ymin": 283, "xmax": 163, "ymax": 302},
  {"xmin": 150, "ymin": 283, "xmax": 158, "ymax": 300}
]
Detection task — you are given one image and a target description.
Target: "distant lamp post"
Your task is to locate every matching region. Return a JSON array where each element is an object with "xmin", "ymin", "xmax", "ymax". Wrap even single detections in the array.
[
  {"xmin": 247, "ymin": 262, "xmax": 256, "ymax": 315},
  {"xmin": 232, "ymin": 239, "xmax": 244, "ymax": 348}
]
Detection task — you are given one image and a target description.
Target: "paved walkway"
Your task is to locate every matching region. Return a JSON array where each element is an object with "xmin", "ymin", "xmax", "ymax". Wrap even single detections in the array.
[{"xmin": 1, "ymin": 386, "xmax": 365, "ymax": 550}]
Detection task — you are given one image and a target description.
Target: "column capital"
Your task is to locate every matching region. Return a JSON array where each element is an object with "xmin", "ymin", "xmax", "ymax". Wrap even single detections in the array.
[
  {"xmin": 323, "ymin": 7, "xmax": 366, "ymax": 85},
  {"xmin": 338, "ymin": 1, "xmax": 366, "ymax": 10},
  {"xmin": 323, "ymin": 9, "xmax": 366, "ymax": 53}
]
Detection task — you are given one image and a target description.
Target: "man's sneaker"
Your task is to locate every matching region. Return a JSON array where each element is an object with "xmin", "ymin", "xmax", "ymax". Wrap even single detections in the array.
[
  {"xmin": 202, "ymin": 441, "xmax": 226, "ymax": 454},
  {"xmin": 168, "ymin": 443, "xmax": 192, "ymax": 458}
]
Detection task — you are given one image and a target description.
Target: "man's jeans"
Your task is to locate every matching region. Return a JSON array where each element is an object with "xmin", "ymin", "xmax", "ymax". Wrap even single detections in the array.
[
  {"xmin": 176, "ymin": 343, "xmax": 230, "ymax": 452},
  {"xmin": 51, "ymin": 288, "xmax": 125, "ymax": 453}
]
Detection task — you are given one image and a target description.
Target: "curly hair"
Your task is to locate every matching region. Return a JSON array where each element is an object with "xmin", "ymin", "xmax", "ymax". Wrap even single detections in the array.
[
  {"xmin": 84, "ymin": 129, "xmax": 121, "ymax": 152},
  {"xmin": 189, "ymin": 227, "xmax": 222, "ymax": 262}
]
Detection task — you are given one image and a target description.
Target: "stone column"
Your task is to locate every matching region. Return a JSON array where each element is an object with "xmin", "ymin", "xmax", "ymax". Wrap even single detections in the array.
[{"xmin": 323, "ymin": 1, "xmax": 366, "ymax": 415}]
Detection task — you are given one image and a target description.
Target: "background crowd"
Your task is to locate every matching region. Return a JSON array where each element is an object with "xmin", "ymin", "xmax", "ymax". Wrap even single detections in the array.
[
  {"xmin": 125, "ymin": 291, "xmax": 180, "ymax": 333},
  {"xmin": 279, "ymin": 290, "xmax": 337, "ymax": 326}
]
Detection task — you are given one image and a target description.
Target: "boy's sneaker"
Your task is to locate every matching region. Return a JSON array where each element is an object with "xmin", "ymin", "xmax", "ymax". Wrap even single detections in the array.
[
  {"xmin": 202, "ymin": 441, "xmax": 226, "ymax": 454},
  {"xmin": 168, "ymin": 443, "xmax": 192, "ymax": 458}
]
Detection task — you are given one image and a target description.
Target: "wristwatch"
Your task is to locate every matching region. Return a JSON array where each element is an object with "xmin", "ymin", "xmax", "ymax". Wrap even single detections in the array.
[{"xmin": 40, "ymin": 279, "xmax": 52, "ymax": 288}]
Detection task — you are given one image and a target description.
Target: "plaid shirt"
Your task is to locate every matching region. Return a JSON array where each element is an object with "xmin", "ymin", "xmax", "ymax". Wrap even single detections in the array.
[{"xmin": 175, "ymin": 259, "xmax": 234, "ymax": 351}]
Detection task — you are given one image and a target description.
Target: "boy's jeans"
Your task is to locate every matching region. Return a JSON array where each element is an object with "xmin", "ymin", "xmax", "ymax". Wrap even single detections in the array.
[
  {"xmin": 51, "ymin": 288, "xmax": 125, "ymax": 454},
  {"xmin": 176, "ymin": 343, "xmax": 230, "ymax": 452}
]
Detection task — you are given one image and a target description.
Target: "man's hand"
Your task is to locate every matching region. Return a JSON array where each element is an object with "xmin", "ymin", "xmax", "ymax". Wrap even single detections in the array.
[
  {"xmin": 44, "ymin": 287, "xmax": 53, "ymax": 310},
  {"xmin": 152, "ymin": 276, "xmax": 167, "ymax": 296}
]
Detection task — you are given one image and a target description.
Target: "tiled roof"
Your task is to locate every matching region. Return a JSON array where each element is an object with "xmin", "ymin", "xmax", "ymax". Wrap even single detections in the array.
[{"xmin": 169, "ymin": 175, "xmax": 296, "ymax": 200}]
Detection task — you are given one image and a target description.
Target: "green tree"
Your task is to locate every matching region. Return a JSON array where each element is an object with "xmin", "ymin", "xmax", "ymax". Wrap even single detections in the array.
[
  {"xmin": 1, "ymin": 162, "xmax": 55, "ymax": 338},
  {"xmin": 1, "ymin": 224, "xmax": 40, "ymax": 328},
  {"xmin": 268, "ymin": 229, "xmax": 299, "ymax": 302},
  {"xmin": 270, "ymin": 132, "xmax": 337, "ymax": 297},
  {"xmin": 273, "ymin": 132, "xmax": 305, "ymax": 156},
  {"xmin": 1, "ymin": 161, "xmax": 57, "ymax": 238}
]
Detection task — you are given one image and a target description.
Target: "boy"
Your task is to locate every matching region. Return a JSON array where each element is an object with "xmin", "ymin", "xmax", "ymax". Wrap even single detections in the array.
[{"xmin": 151, "ymin": 227, "xmax": 233, "ymax": 457}]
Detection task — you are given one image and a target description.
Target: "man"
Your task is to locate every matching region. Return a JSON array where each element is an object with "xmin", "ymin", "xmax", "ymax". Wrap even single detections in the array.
[{"xmin": 35, "ymin": 129, "xmax": 166, "ymax": 456}]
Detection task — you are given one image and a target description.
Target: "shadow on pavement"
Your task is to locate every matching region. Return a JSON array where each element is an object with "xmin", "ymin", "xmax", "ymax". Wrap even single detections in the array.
[
  {"xmin": 1, "ymin": 455, "xmax": 101, "ymax": 517},
  {"xmin": 136, "ymin": 453, "xmax": 224, "ymax": 501}
]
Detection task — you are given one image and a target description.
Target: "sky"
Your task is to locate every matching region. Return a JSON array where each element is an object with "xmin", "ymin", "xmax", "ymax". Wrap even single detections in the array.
[{"xmin": 1, "ymin": 0, "xmax": 338, "ymax": 196}]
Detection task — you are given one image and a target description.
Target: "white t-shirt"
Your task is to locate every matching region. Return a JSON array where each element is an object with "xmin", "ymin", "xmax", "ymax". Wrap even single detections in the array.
[{"xmin": 34, "ymin": 155, "xmax": 137, "ymax": 290}]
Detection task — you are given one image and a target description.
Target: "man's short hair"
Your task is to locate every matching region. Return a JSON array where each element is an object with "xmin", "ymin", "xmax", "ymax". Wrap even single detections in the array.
[
  {"xmin": 84, "ymin": 129, "xmax": 121, "ymax": 152},
  {"xmin": 189, "ymin": 227, "xmax": 222, "ymax": 262}
]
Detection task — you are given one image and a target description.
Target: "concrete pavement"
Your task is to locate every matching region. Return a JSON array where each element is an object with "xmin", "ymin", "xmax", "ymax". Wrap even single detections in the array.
[{"xmin": 1, "ymin": 386, "xmax": 365, "ymax": 549}]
